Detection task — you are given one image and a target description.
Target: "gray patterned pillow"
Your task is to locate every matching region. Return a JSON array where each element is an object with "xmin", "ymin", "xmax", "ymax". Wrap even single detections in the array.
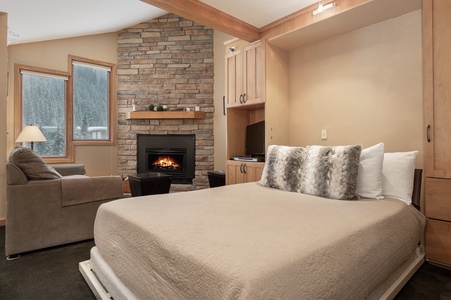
[
  {"xmin": 260, "ymin": 145, "xmax": 306, "ymax": 192},
  {"xmin": 260, "ymin": 144, "xmax": 362, "ymax": 200}
]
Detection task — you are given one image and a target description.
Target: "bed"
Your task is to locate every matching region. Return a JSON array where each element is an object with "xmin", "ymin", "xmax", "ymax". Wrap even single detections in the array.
[{"xmin": 80, "ymin": 144, "xmax": 426, "ymax": 300}]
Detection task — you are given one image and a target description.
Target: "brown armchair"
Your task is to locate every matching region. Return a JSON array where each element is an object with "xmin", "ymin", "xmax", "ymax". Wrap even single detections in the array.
[{"xmin": 5, "ymin": 147, "xmax": 123, "ymax": 257}]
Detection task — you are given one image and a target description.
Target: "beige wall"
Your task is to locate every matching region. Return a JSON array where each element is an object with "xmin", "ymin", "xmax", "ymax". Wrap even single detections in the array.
[
  {"xmin": 7, "ymin": 32, "xmax": 119, "ymax": 176},
  {"xmin": 213, "ymin": 30, "xmax": 232, "ymax": 171},
  {"xmin": 288, "ymin": 10, "xmax": 423, "ymax": 167},
  {"xmin": 0, "ymin": 10, "xmax": 423, "ymax": 222},
  {"xmin": 0, "ymin": 13, "xmax": 8, "ymax": 224}
]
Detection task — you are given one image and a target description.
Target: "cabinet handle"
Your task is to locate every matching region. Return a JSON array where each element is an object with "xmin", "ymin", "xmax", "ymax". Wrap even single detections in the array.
[
  {"xmin": 223, "ymin": 96, "xmax": 226, "ymax": 115},
  {"xmin": 427, "ymin": 125, "xmax": 431, "ymax": 143},
  {"xmin": 240, "ymin": 164, "xmax": 243, "ymax": 173},
  {"xmin": 239, "ymin": 94, "xmax": 243, "ymax": 104},
  {"xmin": 242, "ymin": 93, "xmax": 246, "ymax": 103},
  {"xmin": 243, "ymin": 164, "xmax": 247, "ymax": 174}
]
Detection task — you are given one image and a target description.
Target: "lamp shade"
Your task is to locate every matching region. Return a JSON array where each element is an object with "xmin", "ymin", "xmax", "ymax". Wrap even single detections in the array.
[{"xmin": 16, "ymin": 125, "xmax": 47, "ymax": 143}]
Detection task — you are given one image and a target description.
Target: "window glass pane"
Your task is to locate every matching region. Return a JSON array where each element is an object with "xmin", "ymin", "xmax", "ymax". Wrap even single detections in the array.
[
  {"xmin": 22, "ymin": 74, "xmax": 66, "ymax": 156},
  {"xmin": 73, "ymin": 64, "xmax": 109, "ymax": 140}
]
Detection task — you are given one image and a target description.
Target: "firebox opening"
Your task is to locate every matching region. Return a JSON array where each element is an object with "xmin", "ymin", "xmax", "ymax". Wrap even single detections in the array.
[
  {"xmin": 147, "ymin": 148, "xmax": 186, "ymax": 173},
  {"xmin": 138, "ymin": 134, "xmax": 195, "ymax": 185},
  {"xmin": 151, "ymin": 155, "xmax": 182, "ymax": 170}
]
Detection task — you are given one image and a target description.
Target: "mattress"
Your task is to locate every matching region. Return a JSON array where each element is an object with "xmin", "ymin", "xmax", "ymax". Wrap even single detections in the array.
[{"xmin": 92, "ymin": 182, "xmax": 426, "ymax": 300}]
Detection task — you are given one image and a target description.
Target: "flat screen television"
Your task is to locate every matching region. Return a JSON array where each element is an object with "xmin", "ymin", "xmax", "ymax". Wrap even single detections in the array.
[{"xmin": 245, "ymin": 120, "xmax": 265, "ymax": 157}]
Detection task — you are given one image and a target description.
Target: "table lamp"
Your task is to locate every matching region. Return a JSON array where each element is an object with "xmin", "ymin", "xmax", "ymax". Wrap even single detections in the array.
[{"xmin": 16, "ymin": 125, "xmax": 47, "ymax": 150}]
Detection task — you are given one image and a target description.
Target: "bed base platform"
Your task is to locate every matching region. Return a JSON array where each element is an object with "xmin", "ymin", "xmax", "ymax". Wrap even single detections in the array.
[
  {"xmin": 79, "ymin": 246, "xmax": 425, "ymax": 300},
  {"xmin": 79, "ymin": 260, "xmax": 113, "ymax": 300},
  {"xmin": 379, "ymin": 246, "xmax": 425, "ymax": 299}
]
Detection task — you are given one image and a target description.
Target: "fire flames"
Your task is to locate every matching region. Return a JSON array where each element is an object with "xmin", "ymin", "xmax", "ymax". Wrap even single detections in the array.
[{"xmin": 152, "ymin": 156, "xmax": 181, "ymax": 170}]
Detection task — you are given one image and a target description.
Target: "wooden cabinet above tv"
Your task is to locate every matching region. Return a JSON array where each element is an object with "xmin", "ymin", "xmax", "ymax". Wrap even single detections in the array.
[
  {"xmin": 225, "ymin": 41, "xmax": 265, "ymax": 108},
  {"xmin": 225, "ymin": 39, "xmax": 290, "ymax": 185}
]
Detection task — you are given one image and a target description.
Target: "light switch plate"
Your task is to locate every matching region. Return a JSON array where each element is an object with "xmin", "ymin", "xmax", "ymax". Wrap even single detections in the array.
[{"xmin": 321, "ymin": 129, "xmax": 327, "ymax": 140}]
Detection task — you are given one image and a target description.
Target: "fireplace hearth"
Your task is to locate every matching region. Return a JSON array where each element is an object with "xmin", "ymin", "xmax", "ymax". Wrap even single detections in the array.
[{"xmin": 137, "ymin": 134, "xmax": 195, "ymax": 184}]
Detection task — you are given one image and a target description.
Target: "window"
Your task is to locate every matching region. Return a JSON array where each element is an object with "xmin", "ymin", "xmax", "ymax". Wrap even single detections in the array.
[
  {"xmin": 17, "ymin": 66, "xmax": 69, "ymax": 159},
  {"xmin": 15, "ymin": 56, "xmax": 116, "ymax": 162},
  {"xmin": 72, "ymin": 59, "xmax": 112, "ymax": 141}
]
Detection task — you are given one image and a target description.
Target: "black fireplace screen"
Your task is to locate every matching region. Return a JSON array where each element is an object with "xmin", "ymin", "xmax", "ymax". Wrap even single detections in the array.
[{"xmin": 137, "ymin": 135, "xmax": 195, "ymax": 184}]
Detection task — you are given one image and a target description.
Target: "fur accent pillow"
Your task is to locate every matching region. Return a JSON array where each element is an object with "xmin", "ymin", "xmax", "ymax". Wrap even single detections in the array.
[
  {"xmin": 9, "ymin": 146, "xmax": 62, "ymax": 180},
  {"xmin": 260, "ymin": 145, "xmax": 306, "ymax": 192},
  {"xmin": 260, "ymin": 144, "xmax": 362, "ymax": 200}
]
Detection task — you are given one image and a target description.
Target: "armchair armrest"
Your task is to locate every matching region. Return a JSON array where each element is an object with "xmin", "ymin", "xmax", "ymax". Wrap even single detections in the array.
[
  {"xmin": 61, "ymin": 175, "xmax": 123, "ymax": 207},
  {"xmin": 6, "ymin": 163, "xmax": 28, "ymax": 185},
  {"xmin": 51, "ymin": 164, "xmax": 86, "ymax": 176}
]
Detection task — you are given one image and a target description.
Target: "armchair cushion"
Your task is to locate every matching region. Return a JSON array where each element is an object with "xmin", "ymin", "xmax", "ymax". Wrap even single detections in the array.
[
  {"xmin": 51, "ymin": 164, "xmax": 86, "ymax": 176},
  {"xmin": 61, "ymin": 175, "xmax": 123, "ymax": 207},
  {"xmin": 9, "ymin": 146, "xmax": 62, "ymax": 180}
]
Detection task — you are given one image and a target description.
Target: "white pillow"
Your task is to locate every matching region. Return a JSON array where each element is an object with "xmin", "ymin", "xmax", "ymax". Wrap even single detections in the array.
[
  {"xmin": 382, "ymin": 151, "xmax": 418, "ymax": 204},
  {"xmin": 356, "ymin": 143, "xmax": 384, "ymax": 199}
]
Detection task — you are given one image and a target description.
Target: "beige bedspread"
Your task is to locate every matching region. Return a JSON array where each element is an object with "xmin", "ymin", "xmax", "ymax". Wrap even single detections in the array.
[{"xmin": 93, "ymin": 182, "xmax": 425, "ymax": 300}]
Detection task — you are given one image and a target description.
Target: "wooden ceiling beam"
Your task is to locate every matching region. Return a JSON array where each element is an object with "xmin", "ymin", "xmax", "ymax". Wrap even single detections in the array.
[{"xmin": 140, "ymin": 0, "xmax": 260, "ymax": 42}]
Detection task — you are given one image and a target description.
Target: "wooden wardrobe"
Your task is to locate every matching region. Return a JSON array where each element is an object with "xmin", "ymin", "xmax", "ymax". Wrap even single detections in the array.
[{"xmin": 423, "ymin": 0, "xmax": 451, "ymax": 267}]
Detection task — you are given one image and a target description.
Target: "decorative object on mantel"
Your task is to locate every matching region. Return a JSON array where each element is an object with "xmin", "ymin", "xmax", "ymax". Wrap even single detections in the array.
[
  {"xmin": 125, "ymin": 111, "xmax": 206, "ymax": 120},
  {"xmin": 148, "ymin": 104, "xmax": 170, "ymax": 111}
]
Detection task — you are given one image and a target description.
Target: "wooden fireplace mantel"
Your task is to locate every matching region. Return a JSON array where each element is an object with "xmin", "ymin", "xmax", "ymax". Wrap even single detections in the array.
[{"xmin": 125, "ymin": 111, "xmax": 206, "ymax": 120}]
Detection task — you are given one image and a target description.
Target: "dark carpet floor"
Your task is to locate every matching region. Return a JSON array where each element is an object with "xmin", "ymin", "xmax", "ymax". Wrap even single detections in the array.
[
  {"xmin": 0, "ymin": 226, "xmax": 95, "ymax": 300},
  {"xmin": 1, "ymin": 225, "xmax": 451, "ymax": 299}
]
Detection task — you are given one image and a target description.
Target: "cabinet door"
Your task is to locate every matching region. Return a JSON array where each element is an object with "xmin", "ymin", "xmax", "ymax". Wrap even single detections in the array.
[
  {"xmin": 243, "ymin": 42, "xmax": 265, "ymax": 106},
  {"xmin": 243, "ymin": 162, "xmax": 264, "ymax": 182},
  {"xmin": 424, "ymin": 0, "xmax": 451, "ymax": 178},
  {"xmin": 226, "ymin": 160, "xmax": 264, "ymax": 185},
  {"xmin": 226, "ymin": 161, "xmax": 245, "ymax": 185},
  {"xmin": 425, "ymin": 177, "xmax": 451, "ymax": 221},
  {"xmin": 426, "ymin": 219, "xmax": 451, "ymax": 266},
  {"xmin": 225, "ymin": 50, "xmax": 243, "ymax": 108}
]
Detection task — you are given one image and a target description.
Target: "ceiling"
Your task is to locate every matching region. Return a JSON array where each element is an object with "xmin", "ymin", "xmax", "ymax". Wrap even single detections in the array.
[{"xmin": 0, "ymin": 0, "xmax": 318, "ymax": 44}]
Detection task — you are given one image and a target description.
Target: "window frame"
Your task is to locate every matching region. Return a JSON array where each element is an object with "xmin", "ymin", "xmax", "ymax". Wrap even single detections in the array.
[
  {"xmin": 15, "ymin": 56, "xmax": 117, "ymax": 163},
  {"xmin": 15, "ymin": 64, "xmax": 73, "ymax": 163},
  {"xmin": 69, "ymin": 55, "xmax": 117, "ymax": 146}
]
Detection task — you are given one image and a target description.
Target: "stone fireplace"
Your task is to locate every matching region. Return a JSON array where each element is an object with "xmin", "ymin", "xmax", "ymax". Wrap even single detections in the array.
[{"xmin": 116, "ymin": 14, "xmax": 214, "ymax": 191}]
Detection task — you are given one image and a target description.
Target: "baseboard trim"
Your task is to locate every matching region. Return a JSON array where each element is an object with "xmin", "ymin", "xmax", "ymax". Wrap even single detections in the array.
[{"xmin": 0, "ymin": 218, "xmax": 5, "ymax": 226}]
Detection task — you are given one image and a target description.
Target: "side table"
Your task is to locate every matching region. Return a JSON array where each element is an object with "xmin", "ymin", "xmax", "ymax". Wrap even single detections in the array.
[{"xmin": 127, "ymin": 173, "xmax": 171, "ymax": 197}]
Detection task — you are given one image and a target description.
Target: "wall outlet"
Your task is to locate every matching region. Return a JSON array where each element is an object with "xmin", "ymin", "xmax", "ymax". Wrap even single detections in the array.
[{"xmin": 321, "ymin": 129, "xmax": 327, "ymax": 140}]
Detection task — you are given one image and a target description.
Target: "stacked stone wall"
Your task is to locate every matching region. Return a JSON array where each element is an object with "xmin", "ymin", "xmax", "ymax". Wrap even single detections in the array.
[{"xmin": 116, "ymin": 14, "xmax": 214, "ymax": 190}]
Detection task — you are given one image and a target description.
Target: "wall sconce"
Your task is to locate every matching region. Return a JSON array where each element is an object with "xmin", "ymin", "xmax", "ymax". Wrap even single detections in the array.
[
  {"xmin": 16, "ymin": 125, "xmax": 47, "ymax": 150},
  {"xmin": 313, "ymin": 0, "xmax": 336, "ymax": 15}
]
